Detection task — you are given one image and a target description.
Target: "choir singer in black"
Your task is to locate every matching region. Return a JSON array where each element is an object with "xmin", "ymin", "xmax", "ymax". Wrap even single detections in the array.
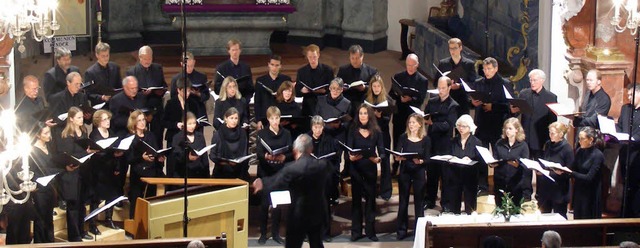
[
  {"xmin": 171, "ymin": 112, "xmax": 210, "ymax": 179},
  {"xmin": 347, "ymin": 104, "xmax": 384, "ymax": 242},
  {"xmin": 212, "ymin": 77, "xmax": 249, "ymax": 130},
  {"xmin": 489, "ymin": 118, "xmax": 531, "ymax": 207},
  {"xmin": 436, "ymin": 38, "xmax": 477, "ymax": 115},
  {"xmin": 536, "ymin": 122, "xmax": 574, "ymax": 218},
  {"xmin": 390, "ymin": 53, "xmax": 427, "ymax": 176},
  {"xmin": 443, "ymin": 114, "xmax": 483, "ymax": 214},
  {"xmin": 256, "ymin": 106, "xmax": 293, "ymax": 244},
  {"xmin": 618, "ymin": 84, "xmax": 640, "ymax": 217},
  {"xmin": 424, "ymin": 76, "xmax": 459, "ymax": 210},
  {"xmin": 126, "ymin": 45, "xmax": 167, "ymax": 146},
  {"xmin": 510, "ymin": 69, "xmax": 557, "ymax": 158},
  {"xmin": 296, "ymin": 44, "xmax": 334, "ymax": 117},
  {"xmin": 393, "ymin": 113, "xmax": 430, "ymax": 240},
  {"xmin": 255, "ymin": 54, "xmax": 291, "ymax": 130},
  {"xmin": 210, "ymin": 107, "xmax": 250, "ymax": 180}
]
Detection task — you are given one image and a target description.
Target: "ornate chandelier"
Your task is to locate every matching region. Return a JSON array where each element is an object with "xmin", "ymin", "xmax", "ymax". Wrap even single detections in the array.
[
  {"xmin": 0, "ymin": 0, "xmax": 60, "ymax": 53},
  {"xmin": 0, "ymin": 110, "xmax": 36, "ymax": 212},
  {"xmin": 611, "ymin": 0, "xmax": 640, "ymax": 34}
]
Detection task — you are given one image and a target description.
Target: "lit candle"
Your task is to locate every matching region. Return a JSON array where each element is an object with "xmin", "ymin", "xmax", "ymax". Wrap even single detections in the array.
[{"xmin": 21, "ymin": 153, "xmax": 28, "ymax": 181}]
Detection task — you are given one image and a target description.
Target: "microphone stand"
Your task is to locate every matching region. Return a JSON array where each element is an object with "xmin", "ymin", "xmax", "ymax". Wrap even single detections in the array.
[
  {"xmin": 622, "ymin": 30, "xmax": 639, "ymax": 217},
  {"xmin": 180, "ymin": 0, "xmax": 190, "ymax": 237}
]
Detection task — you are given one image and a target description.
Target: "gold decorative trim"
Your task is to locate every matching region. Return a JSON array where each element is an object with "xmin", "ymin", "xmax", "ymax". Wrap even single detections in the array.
[{"xmin": 507, "ymin": 0, "xmax": 530, "ymax": 83}]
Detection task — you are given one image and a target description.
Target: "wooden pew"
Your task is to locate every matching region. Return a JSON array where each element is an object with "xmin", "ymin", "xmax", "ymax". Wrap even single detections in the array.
[
  {"xmin": 140, "ymin": 177, "xmax": 248, "ymax": 196},
  {"xmin": 424, "ymin": 218, "xmax": 640, "ymax": 248},
  {"xmin": 124, "ymin": 178, "xmax": 248, "ymax": 248},
  {"xmin": 8, "ymin": 236, "xmax": 226, "ymax": 248}
]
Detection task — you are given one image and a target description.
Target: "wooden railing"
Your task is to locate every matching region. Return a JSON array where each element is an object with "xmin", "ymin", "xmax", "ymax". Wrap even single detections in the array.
[{"xmin": 7, "ymin": 237, "xmax": 226, "ymax": 248}]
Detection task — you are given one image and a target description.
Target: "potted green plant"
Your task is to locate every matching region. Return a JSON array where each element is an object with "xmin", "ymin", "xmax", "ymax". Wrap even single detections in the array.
[{"xmin": 492, "ymin": 190, "xmax": 525, "ymax": 222}]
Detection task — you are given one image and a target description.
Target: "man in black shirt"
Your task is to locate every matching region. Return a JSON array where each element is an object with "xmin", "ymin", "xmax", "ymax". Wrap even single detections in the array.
[
  {"xmin": 109, "ymin": 76, "xmax": 147, "ymax": 138},
  {"xmin": 126, "ymin": 45, "xmax": 167, "ymax": 145},
  {"xmin": 390, "ymin": 53, "xmax": 428, "ymax": 176},
  {"xmin": 255, "ymin": 54, "xmax": 291, "ymax": 129},
  {"xmin": 337, "ymin": 45, "xmax": 378, "ymax": 115},
  {"xmin": 510, "ymin": 69, "xmax": 557, "ymax": 158},
  {"xmin": 48, "ymin": 72, "xmax": 91, "ymax": 122},
  {"xmin": 437, "ymin": 38, "xmax": 478, "ymax": 115},
  {"xmin": 213, "ymin": 39, "xmax": 254, "ymax": 100},
  {"xmin": 618, "ymin": 84, "xmax": 640, "ymax": 217},
  {"xmin": 425, "ymin": 76, "xmax": 459, "ymax": 210},
  {"xmin": 574, "ymin": 69, "xmax": 611, "ymax": 129},
  {"xmin": 296, "ymin": 44, "xmax": 334, "ymax": 117},
  {"xmin": 84, "ymin": 42, "xmax": 122, "ymax": 106},
  {"xmin": 471, "ymin": 57, "xmax": 512, "ymax": 194},
  {"xmin": 43, "ymin": 47, "xmax": 80, "ymax": 101},
  {"xmin": 15, "ymin": 75, "xmax": 55, "ymax": 136},
  {"xmin": 170, "ymin": 52, "xmax": 210, "ymax": 120}
]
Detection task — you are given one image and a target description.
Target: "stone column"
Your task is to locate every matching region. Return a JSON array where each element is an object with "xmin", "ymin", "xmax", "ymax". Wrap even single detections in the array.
[
  {"xmin": 141, "ymin": 0, "xmax": 178, "ymax": 44},
  {"xmin": 104, "ymin": 0, "xmax": 144, "ymax": 52},
  {"xmin": 341, "ymin": 0, "xmax": 388, "ymax": 53},
  {"xmin": 287, "ymin": 0, "xmax": 326, "ymax": 47},
  {"xmin": 323, "ymin": 0, "xmax": 343, "ymax": 47}
]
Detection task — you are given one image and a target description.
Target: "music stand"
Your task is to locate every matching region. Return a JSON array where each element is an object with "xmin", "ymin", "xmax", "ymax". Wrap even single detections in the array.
[{"xmin": 84, "ymin": 195, "xmax": 128, "ymax": 240}]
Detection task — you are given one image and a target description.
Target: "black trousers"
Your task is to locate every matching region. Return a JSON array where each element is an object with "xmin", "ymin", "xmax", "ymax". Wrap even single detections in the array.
[
  {"xmin": 350, "ymin": 159, "xmax": 377, "ymax": 237},
  {"xmin": 442, "ymin": 165, "xmax": 478, "ymax": 214},
  {"xmin": 397, "ymin": 164, "xmax": 425, "ymax": 234},
  {"xmin": 259, "ymin": 190, "xmax": 282, "ymax": 237},
  {"xmin": 5, "ymin": 202, "xmax": 33, "ymax": 244},
  {"xmin": 286, "ymin": 222, "xmax": 324, "ymax": 248},
  {"xmin": 65, "ymin": 199, "xmax": 86, "ymax": 242},
  {"xmin": 538, "ymin": 197, "xmax": 568, "ymax": 219},
  {"xmin": 379, "ymin": 128, "xmax": 392, "ymax": 199},
  {"xmin": 33, "ymin": 189, "xmax": 55, "ymax": 243},
  {"xmin": 424, "ymin": 162, "xmax": 442, "ymax": 207}
]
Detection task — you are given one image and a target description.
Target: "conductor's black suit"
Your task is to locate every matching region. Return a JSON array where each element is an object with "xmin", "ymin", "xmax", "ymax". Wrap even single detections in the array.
[{"xmin": 262, "ymin": 155, "xmax": 332, "ymax": 248}]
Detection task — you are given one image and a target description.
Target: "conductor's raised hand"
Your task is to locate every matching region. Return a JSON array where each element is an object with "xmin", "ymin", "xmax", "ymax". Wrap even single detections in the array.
[{"xmin": 252, "ymin": 178, "xmax": 263, "ymax": 194}]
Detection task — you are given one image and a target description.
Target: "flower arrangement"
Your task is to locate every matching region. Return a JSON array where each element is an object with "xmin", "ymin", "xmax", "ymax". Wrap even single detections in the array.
[{"xmin": 492, "ymin": 190, "xmax": 525, "ymax": 222}]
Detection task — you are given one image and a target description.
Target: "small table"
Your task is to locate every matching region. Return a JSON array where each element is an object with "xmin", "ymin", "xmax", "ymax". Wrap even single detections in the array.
[{"xmin": 413, "ymin": 213, "xmax": 566, "ymax": 248}]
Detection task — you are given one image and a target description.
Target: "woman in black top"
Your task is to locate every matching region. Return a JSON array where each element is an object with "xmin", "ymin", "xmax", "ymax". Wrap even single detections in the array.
[
  {"xmin": 55, "ymin": 106, "xmax": 92, "ymax": 241},
  {"xmin": 171, "ymin": 112, "xmax": 210, "ymax": 179},
  {"xmin": 315, "ymin": 78, "xmax": 352, "ymax": 143},
  {"xmin": 316, "ymin": 78, "xmax": 352, "ymax": 177},
  {"xmin": 127, "ymin": 110, "xmax": 166, "ymax": 219},
  {"xmin": 309, "ymin": 115, "xmax": 340, "ymax": 240},
  {"xmin": 490, "ymin": 117, "xmax": 531, "ymax": 207},
  {"xmin": 536, "ymin": 122, "xmax": 574, "ymax": 219},
  {"xmin": 88, "ymin": 110, "xmax": 123, "ymax": 231},
  {"xmin": 347, "ymin": 104, "xmax": 384, "ymax": 242},
  {"xmin": 443, "ymin": 114, "xmax": 483, "ymax": 215},
  {"xmin": 213, "ymin": 76, "xmax": 249, "ymax": 130},
  {"xmin": 32, "ymin": 124, "xmax": 61, "ymax": 243},
  {"xmin": 256, "ymin": 106, "xmax": 293, "ymax": 244},
  {"xmin": 393, "ymin": 113, "xmax": 430, "ymax": 240},
  {"xmin": 164, "ymin": 78, "xmax": 200, "ymax": 178},
  {"xmin": 275, "ymin": 81, "xmax": 303, "ymax": 138},
  {"xmin": 364, "ymin": 74, "xmax": 396, "ymax": 200},
  {"xmin": 210, "ymin": 107, "xmax": 250, "ymax": 181},
  {"xmin": 569, "ymin": 127, "xmax": 604, "ymax": 219}
]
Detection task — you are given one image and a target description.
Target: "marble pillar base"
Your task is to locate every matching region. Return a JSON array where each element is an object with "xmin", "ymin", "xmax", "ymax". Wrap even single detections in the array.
[
  {"xmin": 342, "ymin": 36, "xmax": 388, "ymax": 54},
  {"xmin": 171, "ymin": 14, "xmax": 289, "ymax": 56}
]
